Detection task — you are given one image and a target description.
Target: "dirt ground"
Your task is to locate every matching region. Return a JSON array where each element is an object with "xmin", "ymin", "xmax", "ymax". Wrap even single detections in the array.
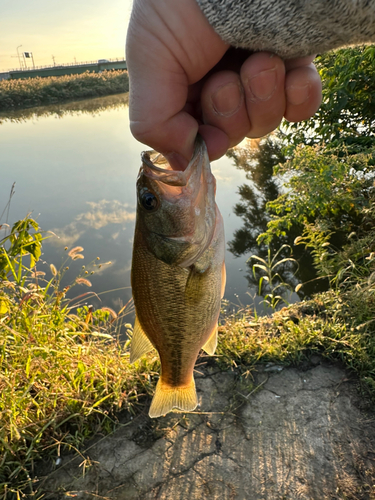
[{"xmin": 37, "ymin": 357, "xmax": 375, "ymax": 500}]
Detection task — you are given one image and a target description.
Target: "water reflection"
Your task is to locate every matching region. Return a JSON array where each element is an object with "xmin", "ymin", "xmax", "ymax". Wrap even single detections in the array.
[
  {"xmin": 0, "ymin": 94, "xmax": 254, "ymax": 319},
  {"xmin": 48, "ymin": 199, "xmax": 136, "ymax": 247},
  {"xmin": 0, "ymin": 92, "xmax": 129, "ymax": 124},
  {"xmin": 227, "ymin": 137, "xmax": 328, "ymax": 301},
  {"xmin": 227, "ymin": 137, "xmax": 283, "ymax": 257}
]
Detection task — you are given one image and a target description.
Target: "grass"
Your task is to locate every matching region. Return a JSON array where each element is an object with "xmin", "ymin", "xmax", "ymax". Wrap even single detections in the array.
[
  {"xmin": 218, "ymin": 294, "xmax": 375, "ymax": 395},
  {"xmin": 0, "ymin": 70, "xmax": 129, "ymax": 111},
  {"xmin": 0, "ymin": 216, "xmax": 158, "ymax": 498},
  {"xmin": 1, "ymin": 215, "xmax": 375, "ymax": 499},
  {"xmin": 1, "ymin": 310, "xmax": 158, "ymax": 498}
]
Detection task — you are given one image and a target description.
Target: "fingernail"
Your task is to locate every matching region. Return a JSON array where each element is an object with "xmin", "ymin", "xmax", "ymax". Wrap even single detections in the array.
[
  {"xmin": 286, "ymin": 83, "xmax": 311, "ymax": 105},
  {"xmin": 247, "ymin": 68, "xmax": 277, "ymax": 101},
  {"xmin": 211, "ymin": 82, "xmax": 243, "ymax": 117}
]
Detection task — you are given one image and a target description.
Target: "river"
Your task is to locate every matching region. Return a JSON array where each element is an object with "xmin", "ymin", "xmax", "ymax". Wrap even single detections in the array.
[{"xmin": 1, "ymin": 93, "xmax": 280, "ymax": 321}]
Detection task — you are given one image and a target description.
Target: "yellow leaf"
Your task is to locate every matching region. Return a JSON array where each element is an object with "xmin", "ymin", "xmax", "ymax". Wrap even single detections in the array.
[{"xmin": 0, "ymin": 299, "xmax": 9, "ymax": 315}]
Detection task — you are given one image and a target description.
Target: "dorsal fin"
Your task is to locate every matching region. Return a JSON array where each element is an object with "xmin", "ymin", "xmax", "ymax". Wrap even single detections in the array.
[{"xmin": 130, "ymin": 316, "xmax": 155, "ymax": 363}]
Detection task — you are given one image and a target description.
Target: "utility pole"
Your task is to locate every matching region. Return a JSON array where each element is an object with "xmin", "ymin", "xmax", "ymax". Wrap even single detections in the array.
[
  {"xmin": 17, "ymin": 45, "xmax": 23, "ymax": 69},
  {"xmin": 52, "ymin": 55, "xmax": 56, "ymax": 66},
  {"xmin": 11, "ymin": 45, "xmax": 23, "ymax": 69}
]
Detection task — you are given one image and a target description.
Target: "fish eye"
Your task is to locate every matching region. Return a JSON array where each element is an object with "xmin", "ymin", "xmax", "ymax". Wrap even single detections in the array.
[{"xmin": 140, "ymin": 191, "xmax": 159, "ymax": 212}]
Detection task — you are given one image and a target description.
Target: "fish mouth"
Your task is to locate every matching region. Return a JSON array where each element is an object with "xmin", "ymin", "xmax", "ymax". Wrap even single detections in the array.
[{"xmin": 141, "ymin": 135, "xmax": 208, "ymax": 188}]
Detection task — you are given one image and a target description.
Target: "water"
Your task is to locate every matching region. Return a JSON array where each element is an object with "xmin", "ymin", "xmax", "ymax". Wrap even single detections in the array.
[{"xmin": 0, "ymin": 93, "xmax": 263, "ymax": 319}]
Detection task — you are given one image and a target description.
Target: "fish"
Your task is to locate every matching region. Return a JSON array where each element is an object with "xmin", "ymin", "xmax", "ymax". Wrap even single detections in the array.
[{"xmin": 130, "ymin": 135, "xmax": 226, "ymax": 418}]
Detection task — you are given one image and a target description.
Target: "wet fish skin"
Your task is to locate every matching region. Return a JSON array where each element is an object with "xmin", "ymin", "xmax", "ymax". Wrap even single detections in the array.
[{"xmin": 131, "ymin": 136, "xmax": 226, "ymax": 418}]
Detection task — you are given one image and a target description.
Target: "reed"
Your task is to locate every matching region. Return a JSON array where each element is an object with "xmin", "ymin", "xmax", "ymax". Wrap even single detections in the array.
[{"xmin": 0, "ymin": 70, "xmax": 129, "ymax": 111}]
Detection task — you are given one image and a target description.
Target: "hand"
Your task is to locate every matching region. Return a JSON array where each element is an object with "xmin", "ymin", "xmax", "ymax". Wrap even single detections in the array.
[{"xmin": 126, "ymin": 0, "xmax": 322, "ymax": 168}]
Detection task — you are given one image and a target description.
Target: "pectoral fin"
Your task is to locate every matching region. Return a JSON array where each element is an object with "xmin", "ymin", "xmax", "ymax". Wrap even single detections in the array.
[
  {"xmin": 130, "ymin": 316, "xmax": 155, "ymax": 363},
  {"xmin": 149, "ymin": 377, "xmax": 197, "ymax": 418},
  {"xmin": 185, "ymin": 265, "xmax": 206, "ymax": 303},
  {"xmin": 202, "ymin": 324, "xmax": 218, "ymax": 355}
]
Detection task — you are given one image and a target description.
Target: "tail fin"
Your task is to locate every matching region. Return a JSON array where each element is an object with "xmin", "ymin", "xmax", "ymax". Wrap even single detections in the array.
[{"xmin": 149, "ymin": 377, "xmax": 197, "ymax": 418}]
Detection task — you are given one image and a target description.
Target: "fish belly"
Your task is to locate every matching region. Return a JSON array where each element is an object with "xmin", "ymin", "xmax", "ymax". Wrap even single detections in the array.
[{"xmin": 131, "ymin": 211, "xmax": 225, "ymax": 417}]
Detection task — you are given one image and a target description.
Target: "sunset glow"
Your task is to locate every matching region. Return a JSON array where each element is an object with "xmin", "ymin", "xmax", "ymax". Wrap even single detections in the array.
[{"xmin": 1, "ymin": 0, "xmax": 132, "ymax": 72}]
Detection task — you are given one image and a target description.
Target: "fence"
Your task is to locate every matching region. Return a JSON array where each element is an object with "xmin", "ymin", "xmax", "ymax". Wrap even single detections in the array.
[{"xmin": 7, "ymin": 57, "xmax": 126, "ymax": 73}]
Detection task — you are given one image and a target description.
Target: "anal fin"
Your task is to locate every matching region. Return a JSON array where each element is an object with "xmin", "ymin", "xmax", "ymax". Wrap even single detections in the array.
[
  {"xmin": 149, "ymin": 377, "xmax": 197, "ymax": 418},
  {"xmin": 130, "ymin": 316, "xmax": 155, "ymax": 363},
  {"xmin": 202, "ymin": 324, "xmax": 218, "ymax": 356}
]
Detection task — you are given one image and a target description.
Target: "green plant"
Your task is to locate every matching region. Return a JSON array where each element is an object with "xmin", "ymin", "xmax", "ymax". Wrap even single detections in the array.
[
  {"xmin": 0, "ymin": 217, "xmax": 46, "ymax": 284},
  {"xmin": 249, "ymin": 244, "xmax": 297, "ymax": 311},
  {"xmin": 0, "ymin": 216, "xmax": 155, "ymax": 499},
  {"xmin": 259, "ymin": 145, "xmax": 375, "ymax": 245},
  {"xmin": 284, "ymin": 45, "xmax": 375, "ymax": 151},
  {"xmin": 293, "ymin": 224, "xmax": 335, "ymax": 280}
]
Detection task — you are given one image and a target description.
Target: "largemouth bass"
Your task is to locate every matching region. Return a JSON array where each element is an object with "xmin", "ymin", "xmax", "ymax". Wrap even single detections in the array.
[{"xmin": 131, "ymin": 136, "xmax": 226, "ymax": 418}]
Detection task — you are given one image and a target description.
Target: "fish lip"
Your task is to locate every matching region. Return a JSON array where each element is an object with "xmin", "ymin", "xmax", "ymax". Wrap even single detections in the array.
[{"xmin": 141, "ymin": 136, "xmax": 206, "ymax": 187}]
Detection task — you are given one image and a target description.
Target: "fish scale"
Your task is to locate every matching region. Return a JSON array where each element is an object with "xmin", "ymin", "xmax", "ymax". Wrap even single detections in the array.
[{"xmin": 130, "ymin": 136, "xmax": 226, "ymax": 418}]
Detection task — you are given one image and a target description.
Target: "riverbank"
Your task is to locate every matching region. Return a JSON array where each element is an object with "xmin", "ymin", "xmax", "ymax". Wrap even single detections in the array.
[
  {"xmin": 1, "ymin": 218, "xmax": 375, "ymax": 498},
  {"xmin": 0, "ymin": 70, "xmax": 129, "ymax": 111}
]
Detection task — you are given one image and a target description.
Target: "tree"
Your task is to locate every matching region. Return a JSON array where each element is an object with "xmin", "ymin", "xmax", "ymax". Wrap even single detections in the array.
[{"xmin": 284, "ymin": 46, "xmax": 375, "ymax": 151}]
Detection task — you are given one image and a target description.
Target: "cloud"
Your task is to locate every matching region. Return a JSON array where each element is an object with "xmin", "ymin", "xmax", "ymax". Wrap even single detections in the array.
[
  {"xmin": 212, "ymin": 171, "xmax": 235, "ymax": 183},
  {"xmin": 76, "ymin": 200, "xmax": 135, "ymax": 230},
  {"xmin": 86, "ymin": 260, "xmax": 115, "ymax": 276},
  {"xmin": 49, "ymin": 199, "xmax": 135, "ymax": 248},
  {"xmin": 112, "ymin": 259, "xmax": 132, "ymax": 276},
  {"xmin": 48, "ymin": 226, "xmax": 83, "ymax": 248}
]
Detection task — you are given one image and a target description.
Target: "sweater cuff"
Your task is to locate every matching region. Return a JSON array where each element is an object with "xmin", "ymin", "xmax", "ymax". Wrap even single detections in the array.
[{"xmin": 196, "ymin": 0, "xmax": 375, "ymax": 59}]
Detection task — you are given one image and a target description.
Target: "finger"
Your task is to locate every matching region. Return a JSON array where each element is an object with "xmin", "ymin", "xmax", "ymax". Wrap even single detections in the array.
[
  {"xmin": 200, "ymin": 70, "xmax": 251, "ymax": 147},
  {"xmin": 284, "ymin": 63, "xmax": 322, "ymax": 122},
  {"xmin": 240, "ymin": 52, "xmax": 286, "ymax": 138},
  {"xmin": 198, "ymin": 124, "xmax": 231, "ymax": 161},
  {"xmin": 285, "ymin": 55, "xmax": 316, "ymax": 71}
]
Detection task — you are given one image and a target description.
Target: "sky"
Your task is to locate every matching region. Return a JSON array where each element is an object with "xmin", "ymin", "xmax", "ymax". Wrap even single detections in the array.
[{"xmin": 0, "ymin": 0, "xmax": 133, "ymax": 72}]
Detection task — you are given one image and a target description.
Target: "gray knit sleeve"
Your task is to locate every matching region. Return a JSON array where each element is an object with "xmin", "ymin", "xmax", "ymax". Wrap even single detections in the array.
[{"xmin": 196, "ymin": 0, "xmax": 375, "ymax": 59}]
